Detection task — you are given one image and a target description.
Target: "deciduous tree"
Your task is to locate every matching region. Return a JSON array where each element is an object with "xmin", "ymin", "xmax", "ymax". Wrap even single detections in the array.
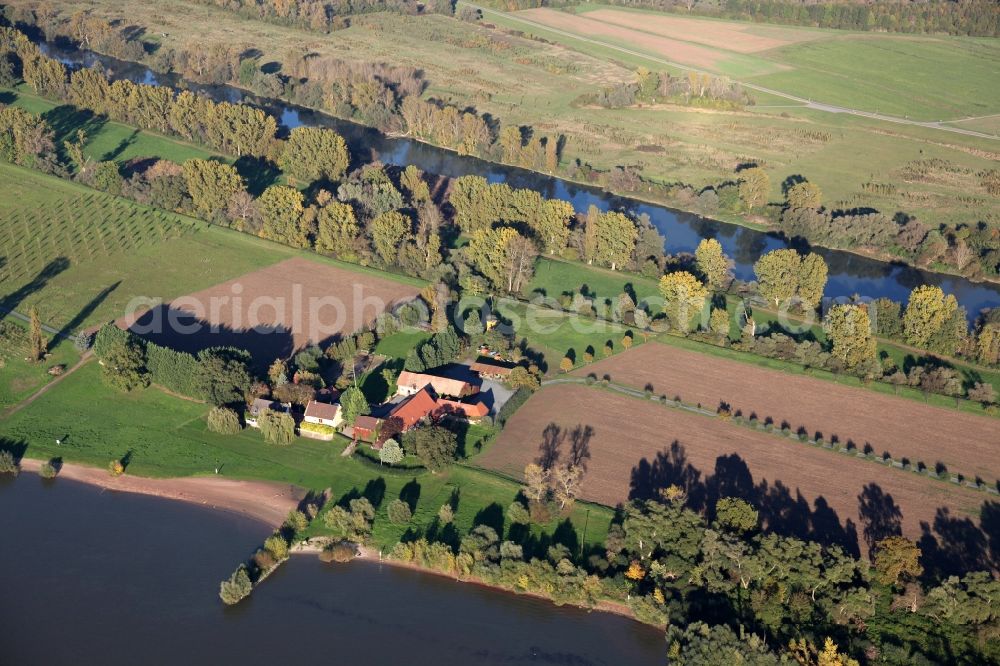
[
  {"xmin": 824, "ymin": 304, "xmax": 877, "ymax": 372},
  {"xmin": 278, "ymin": 126, "xmax": 349, "ymax": 185},
  {"xmin": 738, "ymin": 167, "xmax": 769, "ymax": 212},
  {"xmin": 786, "ymin": 180, "xmax": 822, "ymax": 209},
  {"xmin": 903, "ymin": 285, "xmax": 958, "ymax": 349},
  {"xmin": 658, "ymin": 271, "xmax": 709, "ymax": 332},
  {"xmin": 28, "ymin": 306, "xmax": 45, "ymax": 361},
  {"xmin": 409, "ymin": 425, "xmax": 458, "ymax": 471},
  {"xmin": 695, "ymin": 238, "xmax": 731, "ymax": 291},
  {"xmin": 369, "ymin": 210, "xmax": 410, "ymax": 264},
  {"xmin": 874, "ymin": 536, "xmax": 923, "ymax": 587},
  {"xmin": 183, "ymin": 158, "xmax": 244, "ymax": 219},
  {"xmin": 258, "ymin": 185, "xmax": 308, "ymax": 247},
  {"xmin": 339, "ymin": 385, "xmax": 370, "ymax": 427}
]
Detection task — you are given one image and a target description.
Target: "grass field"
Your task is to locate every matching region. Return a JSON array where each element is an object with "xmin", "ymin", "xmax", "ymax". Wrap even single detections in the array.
[
  {"xmin": 0, "ymin": 361, "xmax": 613, "ymax": 549},
  {"xmin": 522, "ymin": 5, "xmax": 1000, "ymax": 121},
  {"xmin": 0, "ymin": 163, "xmax": 291, "ymax": 330},
  {"xmin": 494, "ymin": 299, "xmax": 639, "ymax": 373},
  {"xmin": 3, "ymin": 87, "xmax": 220, "ymax": 165},
  {"xmin": 0, "ymin": 319, "xmax": 81, "ymax": 409}
]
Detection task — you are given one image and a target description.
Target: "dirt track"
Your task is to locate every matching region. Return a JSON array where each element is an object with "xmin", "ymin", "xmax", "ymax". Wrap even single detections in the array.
[
  {"xmin": 574, "ymin": 342, "xmax": 1000, "ymax": 482},
  {"xmin": 479, "ymin": 383, "xmax": 989, "ymax": 557}
]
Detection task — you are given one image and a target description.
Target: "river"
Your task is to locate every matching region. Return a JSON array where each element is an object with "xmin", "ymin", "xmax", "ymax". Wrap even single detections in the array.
[
  {"xmin": 0, "ymin": 476, "xmax": 664, "ymax": 665},
  {"xmin": 37, "ymin": 40, "xmax": 1000, "ymax": 319}
]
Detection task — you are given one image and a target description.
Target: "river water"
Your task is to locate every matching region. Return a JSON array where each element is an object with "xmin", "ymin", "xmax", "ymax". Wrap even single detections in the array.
[
  {"xmin": 37, "ymin": 41, "xmax": 1000, "ymax": 318},
  {"xmin": 0, "ymin": 476, "xmax": 664, "ymax": 665}
]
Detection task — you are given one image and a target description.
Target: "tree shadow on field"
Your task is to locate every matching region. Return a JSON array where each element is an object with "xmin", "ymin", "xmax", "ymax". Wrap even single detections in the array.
[
  {"xmin": 399, "ymin": 478, "xmax": 421, "ymax": 512},
  {"xmin": 0, "ymin": 257, "xmax": 70, "ymax": 322},
  {"xmin": 41, "ymin": 106, "xmax": 108, "ymax": 150},
  {"xmin": 857, "ymin": 482, "xmax": 902, "ymax": 559},
  {"xmin": 917, "ymin": 500, "xmax": 999, "ymax": 581},
  {"xmin": 50, "ymin": 281, "xmax": 120, "ymax": 350},
  {"xmin": 126, "ymin": 304, "xmax": 295, "ymax": 374},
  {"xmin": 473, "ymin": 502, "xmax": 505, "ymax": 538},
  {"xmin": 534, "ymin": 423, "xmax": 593, "ymax": 472},
  {"xmin": 629, "ymin": 440, "xmax": 860, "ymax": 558},
  {"xmin": 101, "ymin": 129, "xmax": 140, "ymax": 162}
]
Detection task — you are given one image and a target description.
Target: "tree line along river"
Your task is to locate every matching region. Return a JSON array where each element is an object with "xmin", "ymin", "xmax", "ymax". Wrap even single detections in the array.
[{"xmin": 38, "ymin": 39, "xmax": 1000, "ymax": 320}]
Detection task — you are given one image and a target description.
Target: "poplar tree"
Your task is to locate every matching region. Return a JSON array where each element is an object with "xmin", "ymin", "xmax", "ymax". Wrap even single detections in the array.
[{"xmin": 28, "ymin": 306, "xmax": 46, "ymax": 362}]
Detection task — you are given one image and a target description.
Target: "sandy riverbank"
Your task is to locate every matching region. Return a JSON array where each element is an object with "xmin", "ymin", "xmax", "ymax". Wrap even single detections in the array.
[
  {"xmin": 15, "ymin": 460, "xmax": 647, "ymax": 626},
  {"xmin": 19, "ymin": 459, "xmax": 304, "ymax": 526}
]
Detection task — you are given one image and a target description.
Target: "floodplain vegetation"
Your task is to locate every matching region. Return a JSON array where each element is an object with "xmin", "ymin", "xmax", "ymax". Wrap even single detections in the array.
[{"xmin": 0, "ymin": 5, "xmax": 998, "ymax": 664}]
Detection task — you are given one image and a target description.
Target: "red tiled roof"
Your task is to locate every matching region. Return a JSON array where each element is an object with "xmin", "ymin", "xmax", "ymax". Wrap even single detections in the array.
[
  {"xmin": 389, "ymin": 387, "xmax": 438, "ymax": 431},
  {"xmin": 435, "ymin": 399, "xmax": 489, "ymax": 420}
]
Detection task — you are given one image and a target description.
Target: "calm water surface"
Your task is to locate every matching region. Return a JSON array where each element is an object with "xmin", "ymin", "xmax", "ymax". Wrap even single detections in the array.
[{"xmin": 0, "ymin": 477, "xmax": 663, "ymax": 665}]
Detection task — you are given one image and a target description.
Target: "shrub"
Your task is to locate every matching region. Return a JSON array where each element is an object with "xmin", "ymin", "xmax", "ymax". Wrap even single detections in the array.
[
  {"xmin": 219, "ymin": 566, "xmax": 253, "ymax": 605},
  {"xmin": 108, "ymin": 459, "xmax": 125, "ymax": 476},
  {"xmin": 438, "ymin": 503, "xmax": 454, "ymax": 524},
  {"xmin": 0, "ymin": 450, "xmax": 19, "ymax": 476},
  {"xmin": 387, "ymin": 498, "xmax": 412, "ymax": 525},
  {"xmin": 39, "ymin": 460, "xmax": 57, "ymax": 479},
  {"xmin": 507, "ymin": 501, "xmax": 530, "ymax": 525},
  {"xmin": 263, "ymin": 534, "xmax": 290, "ymax": 560},
  {"xmin": 319, "ymin": 541, "xmax": 357, "ymax": 563},
  {"xmin": 283, "ymin": 509, "xmax": 309, "ymax": 536},
  {"xmin": 207, "ymin": 406, "xmax": 242, "ymax": 435},
  {"xmin": 299, "ymin": 421, "xmax": 336, "ymax": 437}
]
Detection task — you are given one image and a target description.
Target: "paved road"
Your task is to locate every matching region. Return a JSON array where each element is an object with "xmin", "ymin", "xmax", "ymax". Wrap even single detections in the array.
[{"xmin": 468, "ymin": 3, "xmax": 997, "ymax": 141}]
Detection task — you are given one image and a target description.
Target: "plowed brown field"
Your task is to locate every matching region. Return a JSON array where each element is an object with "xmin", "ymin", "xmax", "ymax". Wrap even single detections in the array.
[
  {"xmin": 479, "ymin": 383, "xmax": 989, "ymax": 558},
  {"xmin": 578, "ymin": 9, "xmax": 822, "ymax": 53},
  {"xmin": 519, "ymin": 8, "xmax": 728, "ymax": 69},
  {"xmin": 574, "ymin": 342, "xmax": 999, "ymax": 482},
  {"xmin": 120, "ymin": 257, "xmax": 422, "ymax": 360}
]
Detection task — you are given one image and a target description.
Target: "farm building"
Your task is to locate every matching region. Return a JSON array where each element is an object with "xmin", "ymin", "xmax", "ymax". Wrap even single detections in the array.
[
  {"xmin": 470, "ymin": 357, "xmax": 516, "ymax": 379},
  {"xmin": 353, "ymin": 415, "xmax": 381, "ymax": 443},
  {"xmin": 395, "ymin": 370, "xmax": 478, "ymax": 398},
  {"xmin": 304, "ymin": 400, "xmax": 342, "ymax": 428},
  {"xmin": 388, "ymin": 387, "xmax": 439, "ymax": 431},
  {"xmin": 435, "ymin": 398, "xmax": 489, "ymax": 423},
  {"xmin": 246, "ymin": 398, "xmax": 289, "ymax": 428}
]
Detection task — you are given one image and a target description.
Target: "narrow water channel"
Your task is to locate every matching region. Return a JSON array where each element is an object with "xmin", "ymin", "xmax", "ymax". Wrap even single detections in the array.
[{"xmin": 37, "ymin": 40, "xmax": 1000, "ymax": 319}]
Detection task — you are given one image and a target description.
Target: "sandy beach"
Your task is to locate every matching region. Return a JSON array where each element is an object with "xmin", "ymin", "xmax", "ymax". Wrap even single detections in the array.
[{"xmin": 19, "ymin": 459, "xmax": 304, "ymax": 526}]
